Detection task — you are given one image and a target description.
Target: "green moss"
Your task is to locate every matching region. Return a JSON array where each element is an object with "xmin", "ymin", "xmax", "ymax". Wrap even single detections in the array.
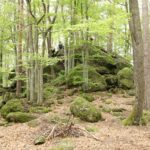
[
  {"xmin": 92, "ymin": 53, "xmax": 116, "ymax": 68},
  {"xmin": 66, "ymin": 65, "xmax": 107, "ymax": 92},
  {"xmin": 127, "ymin": 89, "xmax": 135, "ymax": 96},
  {"xmin": 85, "ymin": 126, "xmax": 98, "ymax": 132},
  {"xmin": 49, "ymin": 141, "xmax": 74, "ymax": 150},
  {"xmin": 27, "ymin": 120, "xmax": 40, "ymax": 127},
  {"xmin": 114, "ymin": 56, "xmax": 132, "ymax": 72},
  {"xmin": 52, "ymin": 73, "xmax": 66, "ymax": 86},
  {"xmin": 104, "ymin": 99, "xmax": 112, "ymax": 104},
  {"xmin": 101, "ymin": 106, "xmax": 112, "ymax": 113},
  {"xmin": 81, "ymin": 93, "xmax": 95, "ymax": 102},
  {"xmin": 143, "ymin": 111, "xmax": 150, "ymax": 123},
  {"xmin": 111, "ymin": 108, "xmax": 126, "ymax": 112},
  {"xmin": 105, "ymin": 75, "xmax": 118, "ymax": 89},
  {"xmin": 6, "ymin": 112, "xmax": 36, "ymax": 123},
  {"xmin": 117, "ymin": 67, "xmax": 134, "ymax": 89},
  {"xmin": 43, "ymin": 84, "xmax": 59, "ymax": 99},
  {"xmin": 46, "ymin": 114, "xmax": 69, "ymax": 124},
  {"xmin": 123, "ymin": 110, "xmax": 146, "ymax": 126},
  {"xmin": 95, "ymin": 66, "xmax": 110, "ymax": 74},
  {"xmin": 29, "ymin": 106, "xmax": 51, "ymax": 113},
  {"xmin": 70, "ymin": 97, "xmax": 102, "ymax": 122},
  {"xmin": 1, "ymin": 99, "xmax": 24, "ymax": 118},
  {"xmin": 34, "ymin": 136, "xmax": 46, "ymax": 145},
  {"xmin": 111, "ymin": 112, "xmax": 122, "ymax": 117}
]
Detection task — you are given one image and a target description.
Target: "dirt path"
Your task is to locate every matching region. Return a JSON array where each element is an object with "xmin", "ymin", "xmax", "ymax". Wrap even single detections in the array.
[{"xmin": 0, "ymin": 93, "xmax": 150, "ymax": 150}]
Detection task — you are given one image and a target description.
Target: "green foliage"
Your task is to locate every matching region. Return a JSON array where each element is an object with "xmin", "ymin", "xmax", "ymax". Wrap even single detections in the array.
[
  {"xmin": 6, "ymin": 112, "xmax": 36, "ymax": 123},
  {"xmin": 1, "ymin": 99, "xmax": 24, "ymax": 118},
  {"xmin": 52, "ymin": 73, "xmax": 66, "ymax": 86},
  {"xmin": 70, "ymin": 97, "xmax": 102, "ymax": 122}
]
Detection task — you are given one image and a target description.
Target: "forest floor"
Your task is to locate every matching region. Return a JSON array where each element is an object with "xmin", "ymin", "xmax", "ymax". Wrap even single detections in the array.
[{"xmin": 0, "ymin": 92, "xmax": 150, "ymax": 150}]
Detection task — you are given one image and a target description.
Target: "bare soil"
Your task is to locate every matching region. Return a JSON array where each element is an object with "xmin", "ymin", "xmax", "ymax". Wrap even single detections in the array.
[{"xmin": 0, "ymin": 92, "xmax": 150, "ymax": 150}]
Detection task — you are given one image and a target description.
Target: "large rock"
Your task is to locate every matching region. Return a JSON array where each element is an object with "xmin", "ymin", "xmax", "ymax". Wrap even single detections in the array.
[
  {"xmin": 6, "ymin": 112, "xmax": 36, "ymax": 123},
  {"xmin": 117, "ymin": 67, "xmax": 134, "ymax": 89},
  {"xmin": 70, "ymin": 97, "xmax": 102, "ymax": 122},
  {"xmin": 1, "ymin": 99, "xmax": 24, "ymax": 118},
  {"xmin": 66, "ymin": 65, "xmax": 107, "ymax": 92}
]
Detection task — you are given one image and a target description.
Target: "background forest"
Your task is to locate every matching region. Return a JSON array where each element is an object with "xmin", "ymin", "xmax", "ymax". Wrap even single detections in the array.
[{"xmin": 0, "ymin": 0, "xmax": 150, "ymax": 150}]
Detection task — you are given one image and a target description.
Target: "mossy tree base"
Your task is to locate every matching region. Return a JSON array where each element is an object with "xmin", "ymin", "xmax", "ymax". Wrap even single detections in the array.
[{"xmin": 123, "ymin": 110, "xmax": 146, "ymax": 126}]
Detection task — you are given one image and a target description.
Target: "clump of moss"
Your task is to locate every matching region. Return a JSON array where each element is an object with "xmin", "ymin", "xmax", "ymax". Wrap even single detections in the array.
[
  {"xmin": 81, "ymin": 93, "xmax": 95, "ymax": 102},
  {"xmin": 70, "ymin": 97, "xmax": 102, "ymax": 122},
  {"xmin": 29, "ymin": 106, "xmax": 51, "ymax": 114},
  {"xmin": 6, "ymin": 112, "xmax": 36, "ymax": 123},
  {"xmin": 117, "ymin": 67, "xmax": 134, "ymax": 89},
  {"xmin": 1, "ymin": 99, "xmax": 24, "ymax": 118}
]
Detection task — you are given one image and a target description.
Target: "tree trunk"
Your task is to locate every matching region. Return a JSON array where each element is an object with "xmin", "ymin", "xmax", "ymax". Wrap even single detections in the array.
[
  {"xmin": 126, "ymin": 0, "xmax": 145, "ymax": 125},
  {"xmin": 16, "ymin": 0, "xmax": 23, "ymax": 97},
  {"xmin": 142, "ymin": 0, "xmax": 150, "ymax": 110}
]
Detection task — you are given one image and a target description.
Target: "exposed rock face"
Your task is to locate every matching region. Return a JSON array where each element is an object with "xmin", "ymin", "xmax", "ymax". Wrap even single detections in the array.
[{"xmin": 53, "ymin": 45, "xmax": 133, "ymax": 91}]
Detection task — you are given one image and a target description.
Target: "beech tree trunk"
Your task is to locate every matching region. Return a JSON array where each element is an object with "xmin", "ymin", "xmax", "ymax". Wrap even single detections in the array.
[
  {"xmin": 142, "ymin": 0, "xmax": 150, "ymax": 110},
  {"xmin": 16, "ymin": 0, "xmax": 23, "ymax": 97},
  {"xmin": 128, "ymin": 0, "xmax": 145, "ymax": 124}
]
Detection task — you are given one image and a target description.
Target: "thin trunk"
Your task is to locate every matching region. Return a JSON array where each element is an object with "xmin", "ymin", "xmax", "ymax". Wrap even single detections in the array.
[
  {"xmin": 142, "ymin": 0, "xmax": 150, "ymax": 110},
  {"xmin": 128, "ymin": 0, "xmax": 145, "ymax": 125},
  {"xmin": 16, "ymin": 0, "xmax": 23, "ymax": 97}
]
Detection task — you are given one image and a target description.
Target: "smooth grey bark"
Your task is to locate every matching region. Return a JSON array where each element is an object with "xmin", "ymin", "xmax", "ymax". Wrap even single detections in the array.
[
  {"xmin": 128, "ymin": 0, "xmax": 145, "ymax": 124},
  {"xmin": 142, "ymin": 0, "xmax": 150, "ymax": 110}
]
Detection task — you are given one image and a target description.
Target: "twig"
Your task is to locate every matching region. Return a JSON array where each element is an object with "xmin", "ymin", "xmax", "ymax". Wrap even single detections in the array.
[
  {"xmin": 46, "ymin": 125, "xmax": 57, "ymax": 140},
  {"xmin": 75, "ymin": 125, "xmax": 101, "ymax": 141}
]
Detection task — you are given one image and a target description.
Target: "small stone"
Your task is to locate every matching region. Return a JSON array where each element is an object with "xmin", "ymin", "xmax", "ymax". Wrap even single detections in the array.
[{"xmin": 34, "ymin": 136, "xmax": 45, "ymax": 145}]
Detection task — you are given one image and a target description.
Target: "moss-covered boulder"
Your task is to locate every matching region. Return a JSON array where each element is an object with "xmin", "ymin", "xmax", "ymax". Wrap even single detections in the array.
[
  {"xmin": 95, "ymin": 66, "xmax": 110, "ymax": 75},
  {"xmin": 105, "ymin": 75, "xmax": 118, "ymax": 89},
  {"xmin": 117, "ymin": 67, "xmax": 134, "ymax": 89},
  {"xmin": 34, "ymin": 136, "xmax": 46, "ymax": 145},
  {"xmin": 6, "ymin": 112, "xmax": 36, "ymax": 123},
  {"xmin": 70, "ymin": 97, "xmax": 102, "ymax": 122},
  {"xmin": 114, "ymin": 55, "xmax": 132, "ymax": 72},
  {"xmin": 91, "ymin": 50, "xmax": 116, "ymax": 68},
  {"xmin": 1, "ymin": 99, "xmax": 24, "ymax": 118},
  {"xmin": 66, "ymin": 65, "xmax": 107, "ymax": 92}
]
